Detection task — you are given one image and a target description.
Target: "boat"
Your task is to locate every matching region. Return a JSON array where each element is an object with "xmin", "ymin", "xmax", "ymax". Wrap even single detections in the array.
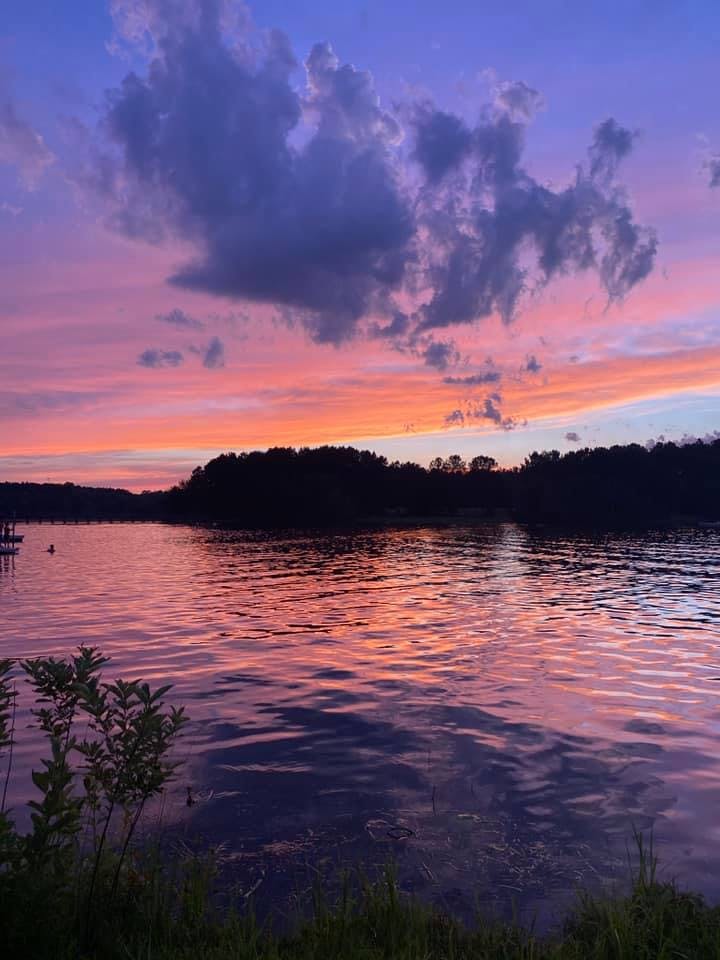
[
  {"xmin": 5, "ymin": 534, "xmax": 23, "ymax": 543},
  {"xmin": 0, "ymin": 545, "xmax": 18, "ymax": 556}
]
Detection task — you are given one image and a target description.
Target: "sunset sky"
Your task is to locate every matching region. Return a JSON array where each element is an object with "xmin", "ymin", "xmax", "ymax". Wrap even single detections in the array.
[{"xmin": 1, "ymin": 0, "xmax": 719, "ymax": 490}]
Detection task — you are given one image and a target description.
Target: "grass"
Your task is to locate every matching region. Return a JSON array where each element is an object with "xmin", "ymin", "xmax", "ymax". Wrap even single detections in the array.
[
  {"xmin": 4, "ymin": 823, "xmax": 720, "ymax": 958},
  {"xmin": 2, "ymin": 650, "xmax": 720, "ymax": 959}
]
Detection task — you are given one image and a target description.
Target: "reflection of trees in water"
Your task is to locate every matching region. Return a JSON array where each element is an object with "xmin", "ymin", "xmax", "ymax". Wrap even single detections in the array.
[
  {"xmin": 7, "ymin": 519, "xmax": 720, "ymax": 928},
  {"xmin": 179, "ymin": 520, "xmax": 718, "ymax": 927},
  {"xmin": 183, "ymin": 689, "xmax": 678, "ymax": 927}
]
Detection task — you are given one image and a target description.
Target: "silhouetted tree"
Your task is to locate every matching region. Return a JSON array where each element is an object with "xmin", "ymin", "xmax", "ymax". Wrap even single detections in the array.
[
  {"xmin": 5, "ymin": 437, "xmax": 720, "ymax": 528},
  {"xmin": 469, "ymin": 455, "xmax": 497, "ymax": 472},
  {"xmin": 445, "ymin": 454, "xmax": 467, "ymax": 473}
]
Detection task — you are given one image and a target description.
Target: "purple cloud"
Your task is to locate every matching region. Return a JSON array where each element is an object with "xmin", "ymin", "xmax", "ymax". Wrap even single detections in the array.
[
  {"xmin": 444, "ymin": 409, "xmax": 465, "ymax": 426},
  {"xmin": 422, "ymin": 338, "xmax": 459, "ymax": 370},
  {"xmin": 589, "ymin": 117, "xmax": 637, "ymax": 183},
  {"xmin": 444, "ymin": 392, "xmax": 518, "ymax": 431},
  {"xmin": 94, "ymin": 4, "xmax": 412, "ymax": 346},
  {"xmin": 88, "ymin": 0, "xmax": 657, "ymax": 348},
  {"xmin": 156, "ymin": 307, "xmax": 204, "ymax": 330},
  {"xmin": 137, "ymin": 348, "xmax": 184, "ymax": 368},
  {"xmin": 443, "ymin": 370, "xmax": 501, "ymax": 386},
  {"xmin": 494, "ymin": 79, "xmax": 544, "ymax": 121},
  {"xmin": 706, "ymin": 154, "xmax": 720, "ymax": 189},
  {"xmin": 414, "ymin": 108, "xmax": 656, "ymax": 329},
  {"xmin": 202, "ymin": 336, "xmax": 225, "ymax": 369},
  {"xmin": 0, "ymin": 85, "xmax": 54, "ymax": 188}
]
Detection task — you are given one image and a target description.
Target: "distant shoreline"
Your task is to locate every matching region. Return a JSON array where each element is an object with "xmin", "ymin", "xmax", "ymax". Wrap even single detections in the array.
[
  {"xmin": 9, "ymin": 512, "xmax": 718, "ymax": 534},
  {"xmin": 3, "ymin": 437, "xmax": 720, "ymax": 530}
]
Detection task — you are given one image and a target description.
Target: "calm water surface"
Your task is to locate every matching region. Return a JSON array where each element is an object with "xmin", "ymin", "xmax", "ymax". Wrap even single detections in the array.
[{"xmin": 3, "ymin": 522, "xmax": 720, "ymax": 924}]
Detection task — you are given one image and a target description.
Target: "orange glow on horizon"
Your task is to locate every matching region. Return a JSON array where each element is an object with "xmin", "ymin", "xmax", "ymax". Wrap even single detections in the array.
[{"xmin": 4, "ymin": 344, "xmax": 720, "ymax": 467}]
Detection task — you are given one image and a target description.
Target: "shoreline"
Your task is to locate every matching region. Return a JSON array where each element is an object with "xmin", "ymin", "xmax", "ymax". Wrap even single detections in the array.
[
  {"xmin": 5, "ymin": 841, "xmax": 720, "ymax": 958},
  {"xmin": 10, "ymin": 512, "xmax": 717, "ymax": 532}
]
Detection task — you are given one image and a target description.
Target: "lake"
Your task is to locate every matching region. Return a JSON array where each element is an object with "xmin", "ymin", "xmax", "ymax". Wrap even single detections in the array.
[{"xmin": 3, "ymin": 521, "xmax": 720, "ymax": 926}]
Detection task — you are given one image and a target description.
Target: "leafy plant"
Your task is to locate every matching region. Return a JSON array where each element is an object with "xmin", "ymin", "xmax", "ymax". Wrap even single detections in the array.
[
  {"xmin": 76, "ymin": 675, "xmax": 187, "ymax": 908},
  {"xmin": 0, "ymin": 659, "xmax": 17, "ymax": 861},
  {"xmin": 0, "ymin": 647, "xmax": 187, "ymax": 949},
  {"xmin": 21, "ymin": 648, "xmax": 108, "ymax": 871}
]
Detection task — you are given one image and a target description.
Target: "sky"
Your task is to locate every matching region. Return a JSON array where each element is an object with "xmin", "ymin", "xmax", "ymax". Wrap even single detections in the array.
[{"xmin": 1, "ymin": 0, "xmax": 719, "ymax": 491}]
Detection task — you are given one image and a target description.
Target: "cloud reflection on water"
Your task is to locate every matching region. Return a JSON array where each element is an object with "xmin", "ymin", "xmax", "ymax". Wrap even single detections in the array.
[{"xmin": 3, "ymin": 522, "xmax": 720, "ymax": 924}]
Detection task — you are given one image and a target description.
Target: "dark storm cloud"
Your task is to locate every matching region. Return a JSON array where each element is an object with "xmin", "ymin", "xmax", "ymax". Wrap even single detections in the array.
[
  {"xmin": 93, "ymin": 0, "xmax": 656, "ymax": 348},
  {"xmin": 137, "ymin": 347, "xmax": 184, "ymax": 367},
  {"xmin": 155, "ymin": 307, "xmax": 204, "ymax": 330}
]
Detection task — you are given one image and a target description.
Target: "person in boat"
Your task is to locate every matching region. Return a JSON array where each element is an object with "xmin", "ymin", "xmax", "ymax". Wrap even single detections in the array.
[{"xmin": 48, "ymin": 544, "xmax": 55, "ymax": 554}]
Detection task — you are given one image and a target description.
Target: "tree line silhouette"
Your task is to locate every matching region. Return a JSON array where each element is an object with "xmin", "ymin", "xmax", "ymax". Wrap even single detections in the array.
[
  {"xmin": 0, "ymin": 481, "xmax": 163, "ymax": 521},
  {"xmin": 2, "ymin": 438, "xmax": 719, "ymax": 527}
]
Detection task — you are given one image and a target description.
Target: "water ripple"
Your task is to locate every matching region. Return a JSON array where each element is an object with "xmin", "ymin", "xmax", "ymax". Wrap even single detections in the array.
[{"xmin": 3, "ymin": 522, "xmax": 720, "ymax": 923}]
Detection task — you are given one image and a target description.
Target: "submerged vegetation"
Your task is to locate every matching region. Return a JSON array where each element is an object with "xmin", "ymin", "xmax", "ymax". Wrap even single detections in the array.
[
  {"xmin": 2, "ymin": 650, "xmax": 720, "ymax": 958},
  {"xmin": 4, "ymin": 436, "xmax": 720, "ymax": 527}
]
